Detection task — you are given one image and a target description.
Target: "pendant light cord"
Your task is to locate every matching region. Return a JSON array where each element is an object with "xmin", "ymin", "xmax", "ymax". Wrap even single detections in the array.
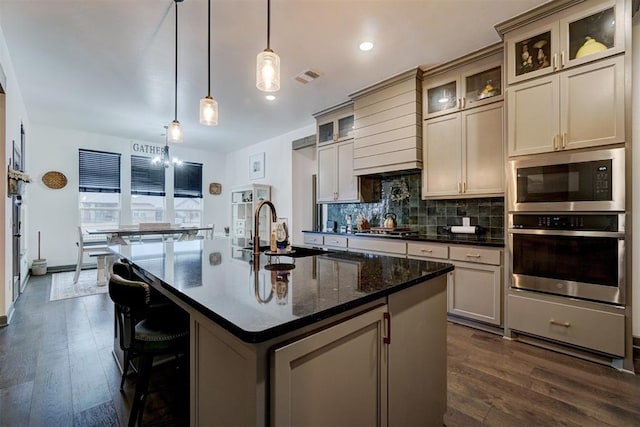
[
  {"xmin": 174, "ymin": 0, "xmax": 179, "ymax": 121},
  {"xmin": 266, "ymin": 0, "xmax": 271, "ymax": 50},
  {"xmin": 207, "ymin": 0, "xmax": 211, "ymax": 96}
]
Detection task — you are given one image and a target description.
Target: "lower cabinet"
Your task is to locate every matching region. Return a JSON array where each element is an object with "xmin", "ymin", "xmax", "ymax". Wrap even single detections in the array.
[
  {"xmin": 271, "ymin": 275, "xmax": 448, "ymax": 426},
  {"xmin": 450, "ymin": 261, "xmax": 502, "ymax": 325},
  {"xmin": 408, "ymin": 241, "xmax": 503, "ymax": 326},
  {"xmin": 271, "ymin": 305, "xmax": 388, "ymax": 426},
  {"xmin": 508, "ymin": 292, "xmax": 625, "ymax": 357}
]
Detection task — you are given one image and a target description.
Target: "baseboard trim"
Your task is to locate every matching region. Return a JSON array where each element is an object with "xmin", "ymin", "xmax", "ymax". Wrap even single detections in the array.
[{"xmin": 447, "ymin": 314, "xmax": 504, "ymax": 336}]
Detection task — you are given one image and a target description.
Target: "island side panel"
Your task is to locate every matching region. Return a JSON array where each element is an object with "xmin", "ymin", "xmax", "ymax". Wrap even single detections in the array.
[
  {"xmin": 387, "ymin": 274, "xmax": 448, "ymax": 426},
  {"xmin": 190, "ymin": 310, "xmax": 262, "ymax": 427}
]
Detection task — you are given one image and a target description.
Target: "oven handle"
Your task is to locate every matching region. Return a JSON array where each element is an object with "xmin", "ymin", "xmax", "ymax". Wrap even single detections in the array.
[{"xmin": 509, "ymin": 228, "xmax": 625, "ymax": 238}]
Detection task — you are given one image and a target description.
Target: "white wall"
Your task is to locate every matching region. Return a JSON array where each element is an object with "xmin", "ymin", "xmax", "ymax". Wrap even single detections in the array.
[
  {"xmin": 223, "ymin": 124, "xmax": 315, "ymax": 239},
  {"xmin": 26, "ymin": 124, "xmax": 226, "ymax": 268},
  {"xmin": 292, "ymin": 145, "xmax": 317, "ymax": 245},
  {"xmin": 0, "ymin": 24, "xmax": 29, "ymax": 322}
]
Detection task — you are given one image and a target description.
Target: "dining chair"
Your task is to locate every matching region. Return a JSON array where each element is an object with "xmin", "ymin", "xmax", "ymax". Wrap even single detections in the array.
[
  {"xmin": 108, "ymin": 267, "xmax": 189, "ymax": 426},
  {"xmin": 73, "ymin": 226, "xmax": 112, "ymax": 284}
]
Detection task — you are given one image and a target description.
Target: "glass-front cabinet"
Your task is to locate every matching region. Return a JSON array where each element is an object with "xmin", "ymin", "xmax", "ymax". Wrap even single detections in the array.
[
  {"xmin": 424, "ymin": 50, "xmax": 503, "ymax": 119},
  {"xmin": 506, "ymin": 0, "xmax": 624, "ymax": 85},
  {"xmin": 315, "ymin": 102, "xmax": 354, "ymax": 145},
  {"xmin": 230, "ymin": 184, "xmax": 271, "ymax": 251}
]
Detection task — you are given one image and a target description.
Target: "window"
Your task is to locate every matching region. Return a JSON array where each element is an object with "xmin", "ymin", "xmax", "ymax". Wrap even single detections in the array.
[
  {"xmin": 79, "ymin": 149, "xmax": 121, "ymax": 229},
  {"xmin": 131, "ymin": 155, "xmax": 166, "ymax": 225},
  {"xmin": 174, "ymin": 162, "xmax": 203, "ymax": 226}
]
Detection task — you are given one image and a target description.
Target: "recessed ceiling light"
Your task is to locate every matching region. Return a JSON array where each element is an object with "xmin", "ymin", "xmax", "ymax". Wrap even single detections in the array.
[
  {"xmin": 359, "ymin": 41, "xmax": 374, "ymax": 52},
  {"xmin": 265, "ymin": 95, "xmax": 276, "ymax": 101}
]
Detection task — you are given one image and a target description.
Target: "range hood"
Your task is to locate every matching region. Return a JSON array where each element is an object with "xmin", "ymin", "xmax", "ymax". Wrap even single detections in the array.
[{"xmin": 349, "ymin": 68, "xmax": 423, "ymax": 176}]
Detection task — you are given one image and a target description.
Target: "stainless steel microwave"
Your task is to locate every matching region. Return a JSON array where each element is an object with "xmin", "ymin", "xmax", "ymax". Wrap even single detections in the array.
[{"xmin": 508, "ymin": 148, "xmax": 625, "ymax": 212}]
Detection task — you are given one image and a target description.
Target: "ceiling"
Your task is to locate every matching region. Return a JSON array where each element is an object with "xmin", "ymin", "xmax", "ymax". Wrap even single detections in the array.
[{"xmin": 0, "ymin": 0, "xmax": 549, "ymax": 153}]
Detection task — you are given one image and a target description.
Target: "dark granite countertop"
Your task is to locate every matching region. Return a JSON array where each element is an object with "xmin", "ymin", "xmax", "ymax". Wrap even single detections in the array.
[
  {"xmin": 303, "ymin": 230, "xmax": 504, "ymax": 248},
  {"xmin": 111, "ymin": 239, "xmax": 454, "ymax": 343}
]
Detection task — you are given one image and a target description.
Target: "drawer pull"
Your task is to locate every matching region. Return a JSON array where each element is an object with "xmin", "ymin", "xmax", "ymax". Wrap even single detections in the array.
[
  {"xmin": 330, "ymin": 240, "xmax": 339, "ymax": 244},
  {"xmin": 465, "ymin": 254, "xmax": 481, "ymax": 258},
  {"xmin": 549, "ymin": 319, "xmax": 571, "ymax": 328},
  {"xmin": 420, "ymin": 249, "xmax": 433, "ymax": 253}
]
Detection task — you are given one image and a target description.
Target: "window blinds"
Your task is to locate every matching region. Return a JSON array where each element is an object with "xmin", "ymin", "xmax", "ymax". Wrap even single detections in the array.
[
  {"xmin": 174, "ymin": 162, "xmax": 203, "ymax": 198},
  {"xmin": 131, "ymin": 155, "xmax": 166, "ymax": 196},
  {"xmin": 78, "ymin": 149, "xmax": 121, "ymax": 193}
]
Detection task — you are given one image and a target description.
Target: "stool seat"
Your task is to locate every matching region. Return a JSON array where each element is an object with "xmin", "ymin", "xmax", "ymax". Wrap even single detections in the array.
[{"xmin": 134, "ymin": 316, "xmax": 189, "ymax": 350}]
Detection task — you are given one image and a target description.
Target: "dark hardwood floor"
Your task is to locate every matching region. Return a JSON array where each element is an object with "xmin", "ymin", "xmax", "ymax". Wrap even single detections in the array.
[
  {"xmin": 1, "ymin": 273, "xmax": 639, "ymax": 426},
  {"xmin": 0, "ymin": 273, "xmax": 188, "ymax": 427}
]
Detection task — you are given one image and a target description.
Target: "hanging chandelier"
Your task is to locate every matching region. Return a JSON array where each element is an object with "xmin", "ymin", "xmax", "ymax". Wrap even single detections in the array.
[
  {"xmin": 153, "ymin": 126, "xmax": 183, "ymax": 168},
  {"xmin": 200, "ymin": 0, "xmax": 219, "ymax": 125},
  {"xmin": 256, "ymin": 0, "xmax": 280, "ymax": 92},
  {"xmin": 167, "ymin": 0, "xmax": 184, "ymax": 143}
]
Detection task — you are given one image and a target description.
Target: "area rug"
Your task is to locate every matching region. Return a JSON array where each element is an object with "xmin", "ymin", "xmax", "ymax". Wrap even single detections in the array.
[{"xmin": 50, "ymin": 269, "xmax": 108, "ymax": 301}]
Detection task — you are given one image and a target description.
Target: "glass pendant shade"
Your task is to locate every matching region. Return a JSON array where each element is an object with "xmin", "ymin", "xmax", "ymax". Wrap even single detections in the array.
[
  {"xmin": 199, "ymin": 96, "xmax": 218, "ymax": 126},
  {"xmin": 256, "ymin": 49, "xmax": 280, "ymax": 92},
  {"xmin": 167, "ymin": 119, "xmax": 183, "ymax": 143}
]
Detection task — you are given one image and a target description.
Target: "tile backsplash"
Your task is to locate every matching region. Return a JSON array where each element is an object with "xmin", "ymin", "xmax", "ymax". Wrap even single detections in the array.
[{"xmin": 326, "ymin": 173, "xmax": 504, "ymax": 239}]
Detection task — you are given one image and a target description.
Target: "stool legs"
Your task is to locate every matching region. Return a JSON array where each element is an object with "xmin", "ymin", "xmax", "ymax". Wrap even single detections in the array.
[{"xmin": 128, "ymin": 355, "xmax": 154, "ymax": 427}]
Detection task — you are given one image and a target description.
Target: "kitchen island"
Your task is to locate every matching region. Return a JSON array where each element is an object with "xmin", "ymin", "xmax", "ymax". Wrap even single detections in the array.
[{"xmin": 111, "ymin": 238, "xmax": 454, "ymax": 426}]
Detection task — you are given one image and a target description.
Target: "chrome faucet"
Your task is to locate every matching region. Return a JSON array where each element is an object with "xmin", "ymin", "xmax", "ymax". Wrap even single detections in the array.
[{"xmin": 253, "ymin": 200, "xmax": 277, "ymax": 255}]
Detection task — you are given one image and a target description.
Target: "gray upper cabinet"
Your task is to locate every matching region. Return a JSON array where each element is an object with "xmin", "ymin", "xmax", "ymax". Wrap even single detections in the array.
[
  {"xmin": 350, "ymin": 69, "xmax": 423, "ymax": 176},
  {"xmin": 316, "ymin": 102, "xmax": 355, "ymax": 145},
  {"xmin": 422, "ymin": 44, "xmax": 505, "ymax": 199},
  {"xmin": 424, "ymin": 50, "xmax": 503, "ymax": 119},
  {"xmin": 502, "ymin": 0, "xmax": 625, "ymax": 86},
  {"xmin": 499, "ymin": 0, "xmax": 627, "ymax": 156},
  {"xmin": 315, "ymin": 102, "xmax": 380, "ymax": 203}
]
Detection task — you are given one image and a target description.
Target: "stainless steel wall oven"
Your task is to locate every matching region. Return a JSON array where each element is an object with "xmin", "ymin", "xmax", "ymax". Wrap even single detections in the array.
[
  {"xmin": 509, "ymin": 213, "xmax": 625, "ymax": 305},
  {"xmin": 508, "ymin": 147, "xmax": 626, "ymax": 305}
]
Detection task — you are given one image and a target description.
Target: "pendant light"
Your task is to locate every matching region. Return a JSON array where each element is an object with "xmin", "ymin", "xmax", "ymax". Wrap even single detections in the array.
[
  {"xmin": 199, "ymin": 0, "xmax": 218, "ymax": 125},
  {"xmin": 256, "ymin": 0, "xmax": 280, "ymax": 92},
  {"xmin": 167, "ymin": 0, "xmax": 183, "ymax": 143}
]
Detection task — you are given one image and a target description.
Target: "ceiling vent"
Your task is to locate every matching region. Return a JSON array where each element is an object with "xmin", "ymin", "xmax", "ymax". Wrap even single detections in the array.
[{"xmin": 294, "ymin": 69, "xmax": 321, "ymax": 84}]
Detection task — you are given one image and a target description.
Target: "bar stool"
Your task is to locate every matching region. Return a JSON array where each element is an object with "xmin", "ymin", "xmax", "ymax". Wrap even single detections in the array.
[{"xmin": 108, "ymin": 268, "xmax": 189, "ymax": 426}]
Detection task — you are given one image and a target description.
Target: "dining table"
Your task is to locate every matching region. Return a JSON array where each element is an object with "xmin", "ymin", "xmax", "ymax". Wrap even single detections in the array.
[{"xmin": 86, "ymin": 224, "xmax": 213, "ymax": 245}]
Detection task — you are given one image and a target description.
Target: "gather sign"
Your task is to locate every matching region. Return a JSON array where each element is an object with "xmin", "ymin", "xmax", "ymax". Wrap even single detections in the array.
[{"xmin": 131, "ymin": 142, "xmax": 164, "ymax": 156}]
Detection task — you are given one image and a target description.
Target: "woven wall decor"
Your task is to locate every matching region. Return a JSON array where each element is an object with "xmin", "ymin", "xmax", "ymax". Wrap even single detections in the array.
[{"xmin": 42, "ymin": 171, "xmax": 68, "ymax": 189}]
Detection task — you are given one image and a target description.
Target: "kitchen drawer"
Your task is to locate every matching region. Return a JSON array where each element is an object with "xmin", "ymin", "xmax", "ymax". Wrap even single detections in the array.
[
  {"xmin": 324, "ymin": 235, "xmax": 348, "ymax": 249},
  {"xmin": 407, "ymin": 242, "xmax": 448, "ymax": 260},
  {"xmin": 508, "ymin": 294, "xmax": 625, "ymax": 357},
  {"xmin": 348, "ymin": 237, "xmax": 407, "ymax": 256},
  {"xmin": 449, "ymin": 245, "xmax": 501, "ymax": 266},
  {"xmin": 303, "ymin": 233, "xmax": 324, "ymax": 246}
]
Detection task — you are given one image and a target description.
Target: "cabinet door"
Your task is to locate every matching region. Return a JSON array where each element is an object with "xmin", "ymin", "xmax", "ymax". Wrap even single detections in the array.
[
  {"xmin": 507, "ymin": 75, "xmax": 560, "ymax": 156},
  {"xmin": 461, "ymin": 53, "xmax": 503, "ymax": 110},
  {"xmin": 424, "ymin": 74, "xmax": 460, "ymax": 119},
  {"xmin": 559, "ymin": 0, "xmax": 625, "ymax": 70},
  {"xmin": 462, "ymin": 102, "xmax": 504, "ymax": 195},
  {"xmin": 422, "ymin": 114, "xmax": 461, "ymax": 198},
  {"xmin": 336, "ymin": 141, "xmax": 358, "ymax": 202},
  {"xmin": 506, "ymin": 20, "xmax": 559, "ymax": 85},
  {"xmin": 317, "ymin": 120, "xmax": 334, "ymax": 145},
  {"xmin": 317, "ymin": 145, "xmax": 336, "ymax": 202},
  {"xmin": 337, "ymin": 114, "xmax": 355, "ymax": 141},
  {"xmin": 449, "ymin": 261, "xmax": 502, "ymax": 325},
  {"xmin": 560, "ymin": 55, "xmax": 625, "ymax": 150},
  {"xmin": 271, "ymin": 305, "xmax": 388, "ymax": 426}
]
